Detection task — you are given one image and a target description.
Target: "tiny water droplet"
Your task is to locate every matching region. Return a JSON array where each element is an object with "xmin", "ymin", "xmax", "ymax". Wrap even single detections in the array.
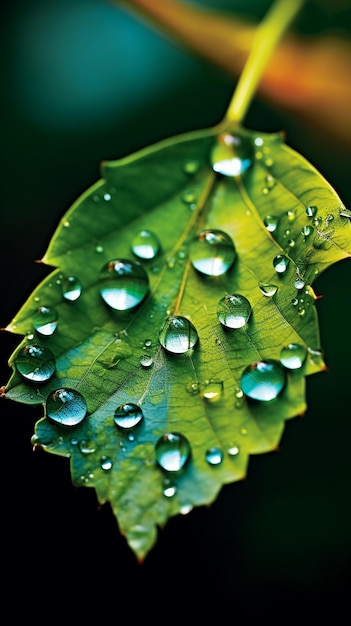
[
  {"xmin": 240, "ymin": 360, "xmax": 286, "ymax": 401},
  {"xmin": 298, "ymin": 306, "xmax": 306, "ymax": 317},
  {"xmin": 46, "ymin": 388, "xmax": 87, "ymax": 426},
  {"xmin": 301, "ymin": 225, "xmax": 314, "ymax": 238},
  {"xmin": 186, "ymin": 380, "xmax": 199, "ymax": 395},
  {"xmin": 131, "ymin": 230, "xmax": 160, "ymax": 260},
  {"xmin": 264, "ymin": 156, "xmax": 274, "ymax": 167},
  {"xmin": 264, "ymin": 215, "xmax": 279, "ymax": 232},
  {"xmin": 140, "ymin": 354, "xmax": 153, "ymax": 368},
  {"xmin": 234, "ymin": 387, "xmax": 244, "ymax": 399},
  {"xmin": 287, "ymin": 210, "xmax": 296, "ymax": 222},
  {"xmin": 254, "ymin": 137, "xmax": 264, "ymax": 146},
  {"xmin": 180, "ymin": 503, "xmax": 193, "ymax": 515},
  {"xmin": 95, "ymin": 245, "xmax": 104, "ymax": 253},
  {"xmin": 100, "ymin": 259, "xmax": 149, "ymax": 311},
  {"xmin": 306, "ymin": 205, "xmax": 318, "ymax": 218},
  {"xmin": 326, "ymin": 213, "xmax": 334, "ymax": 224},
  {"xmin": 155, "ymin": 432, "xmax": 191, "ymax": 472},
  {"xmin": 294, "ymin": 277, "xmax": 305, "ymax": 290},
  {"xmin": 280, "ymin": 343, "xmax": 307, "ymax": 370},
  {"xmin": 183, "ymin": 160, "xmax": 200, "ymax": 175},
  {"xmin": 211, "ymin": 133, "xmax": 253, "ymax": 176},
  {"xmin": 78, "ymin": 440, "xmax": 96, "ymax": 455},
  {"xmin": 217, "ymin": 294, "xmax": 252, "ymax": 328},
  {"xmin": 163, "ymin": 477, "xmax": 177, "ymax": 497},
  {"xmin": 128, "ymin": 433, "xmax": 135, "ymax": 442},
  {"xmin": 259, "ymin": 283, "xmax": 278, "ymax": 297},
  {"xmin": 205, "ymin": 447, "xmax": 223, "ymax": 466},
  {"xmin": 273, "ymin": 254, "xmax": 290, "ymax": 274},
  {"xmin": 227, "ymin": 443, "xmax": 240, "ymax": 457},
  {"xmin": 114, "ymin": 403, "xmax": 144, "ymax": 429},
  {"xmin": 199, "ymin": 380, "xmax": 223, "ymax": 402},
  {"xmin": 144, "ymin": 339, "xmax": 152, "ymax": 348},
  {"xmin": 182, "ymin": 189, "xmax": 197, "ymax": 204},
  {"xmin": 63, "ymin": 220, "xmax": 70, "ymax": 228},
  {"xmin": 240, "ymin": 427, "xmax": 248, "ymax": 436},
  {"xmin": 103, "ymin": 193, "xmax": 111, "ymax": 201},
  {"xmin": 291, "ymin": 297, "xmax": 299, "ymax": 306},
  {"xmin": 312, "ymin": 216, "xmax": 322, "ymax": 227},
  {"xmin": 100, "ymin": 455, "xmax": 113, "ymax": 471},
  {"xmin": 190, "ymin": 229, "xmax": 236, "ymax": 276},
  {"xmin": 93, "ymin": 195, "xmax": 100, "ymax": 203},
  {"xmin": 33, "ymin": 306, "xmax": 58, "ymax": 336},
  {"xmin": 287, "ymin": 238, "xmax": 295, "ymax": 248},
  {"xmin": 15, "ymin": 343, "xmax": 55, "ymax": 382},
  {"xmin": 61, "ymin": 275, "xmax": 82, "ymax": 301},
  {"xmin": 265, "ymin": 174, "xmax": 275, "ymax": 189},
  {"xmin": 159, "ymin": 315, "xmax": 198, "ymax": 354}
]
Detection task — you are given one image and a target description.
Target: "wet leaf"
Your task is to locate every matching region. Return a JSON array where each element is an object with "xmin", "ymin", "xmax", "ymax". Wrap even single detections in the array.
[{"xmin": 3, "ymin": 124, "xmax": 351, "ymax": 559}]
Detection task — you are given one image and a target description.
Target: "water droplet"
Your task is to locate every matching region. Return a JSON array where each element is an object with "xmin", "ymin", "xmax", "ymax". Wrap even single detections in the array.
[
  {"xmin": 155, "ymin": 432, "xmax": 191, "ymax": 472},
  {"xmin": 61, "ymin": 275, "xmax": 82, "ymax": 301},
  {"xmin": 163, "ymin": 477, "xmax": 177, "ymax": 497},
  {"xmin": 211, "ymin": 133, "xmax": 253, "ymax": 177},
  {"xmin": 114, "ymin": 403, "xmax": 144, "ymax": 430},
  {"xmin": 240, "ymin": 360, "xmax": 286, "ymax": 401},
  {"xmin": 298, "ymin": 306, "xmax": 305, "ymax": 317},
  {"xmin": 32, "ymin": 306, "xmax": 58, "ymax": 336},
  {"xmin": 180, "ymin": 503, "xmax": 193, "ymax": 515},
  {"xmin": 259, "ymin": 283, "xmax": 278, "ymax": 297},
  {"xmin": 306, "ymin": 205, "xmax": 318, "ymax": 218},
  {"xmin": 190, "ymin": 229, "xmax": 236, "ymax": 276},
  {"xmin": 240, "ymin": 427, "xmax": 248, "ymax": 436},
  {"xmin": 15, "ymin": 343, "xmax": 55, "ymax": 382},
  {"xmin": 294, "ymin": 277, "xmax": 305, "ymax": 290},
  {"xmin": 287, "ymin": 210, "xmax": 296, "ymax": 222},
  {"xmin": 227, "ymin": 443, "xmax": 240, "ymax": 457},
  {"xmin": 326, "ymin": 213, "xmax": 334, "ymax": 224},
  {"xmin": 312, "ymin": 216, "xmax": 322, "ymax": 228},
  {"xmin": 273, "ymin": 254, "xmax": 290, "ymax": 274},
  {"xmin": 340, "ymin": 208, "xmax": 351, "ymax": 219},
  {"xmin": 100, "ymin": 259, "xmax": 149, "ymax": 311},
  {"xmin": 205, "ymin": 447, "xmax": 223, "ymax": 466},
  {"xmin": 301, "ymin": 225, "xmax": 314, "ymax": 239},
  {"xmin": 182, "ymin": 189, "xmax": 197, "ymax": 204},
  {"xmin": 280, "ymin": 343, "xmax": 307, "ymax": 370},
  {"xmin": 144, "ymin": 339, "xmax": 152, "ymax": 348},
  {"xmin": 265, "ymin": 174, "xmax": 275, "ymax": 189},
  {"xmin": 46, "ymin": 388, "xmax": 87, "ymax": 426},
  {"xmin": 131, "ymin": 230, "xmax": 160, "ymax": 260},
  {"xmin": 217, "ymin": 294, "xmax": 252, "ymax": 329},
  {"xmin": 101, "ymin": 455, "xmax": 113, "ymax": 471},
  {"xmin": 95, "ymin": 245, "xmax": 104, "ymax": 253},
  {"xmin": 264, "ymin": 156, "xmax": 274, "ymax": 167},
  {"xmin": 264, "ymin": 215, "xmax": 279, "ymax": 232},
  {"xmin": 254, "ymin": 137, "xmax": 264, "ymax": 147},
  {"xmin": 199, "ymin": 380, "xmax": 223, "ymax": 402},
  {"xmin": 183, "ymin": 160, "xmax": 200, "ymax": 175},
  {"xmin": 159, "ymin": 315, "xmax": 198, "ymax": 354},
  {"xmin": 63, "ymin": 220, "xmax": 70, "ymax": 228},
  {"xmin": 140, "ymin": 354, "xmax": 153, "ymax": 368},
  {"xmin": 78, "ymin": 440, "xmax": 96, "ymax": 455},
  {"xmin": 186, "ymin": 380, "xmax": 199, "ymax": 395},
  {"xmin": 287, "ymin": 238, "xmax": 295, "ymax": 248}
]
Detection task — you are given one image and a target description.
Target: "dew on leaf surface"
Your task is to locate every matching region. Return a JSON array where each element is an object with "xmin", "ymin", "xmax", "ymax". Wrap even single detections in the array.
[
  {"xmin": 306, "ymin": 205, "xmax": 318, "ymax": 218},
  {"xmin": 301, "ymin": 225, "xmax": 314, "ymax": 239},
  {"xmin": 211, "ymin": 133, "xmax": 253, "ymax": 176},
  {"xmin": 114, "ymin": 403, "xmax": 144, "ymax": 429},
  {"xmin": 183, "ymin": 159, "xmax": 200, "ymax": 175},
  {"xmin": 155, "ymin": 432, "xmax": 191, "ymax": 472},
  {"xmin": 32, "ymin": 306, "xmax": 58, "ymax": 336},
  {"xmin": 159, "ymin": 315, "xmax": 198, "ymax": 354},
  {"xmin": 273, "ymin": 254, "xmax": 290, "ymax": 274},
  {"xmin": 190, "ymin": 229, "xmax": 236, "ymax": 276},
  {"xmin": 101, "ymin": 455, "xmax": 113, "ymax": 471},
  {"xmin": 199, "ymin": 380, "xmax": 223, "ymax": 402},
  {"xmin": 78, "ymin": 440, "xmax": 96, "ymax": 455},
  {"xmin": 240, "ymin": 360, "xmax": 286, "ymax": 401},
  {"xmin": 264, "ymin": 215, "xmax": 279, "ymax": 232},
  {"xmin": 14, "ymin": 343, "xmax": 56, "ymax": 382},
  {"xmin": 46, "ymin": 388, "xmax": 87, "ymax": 426},
  {"xmin": 227, "ymin": 443, "xmax": 240, "ymax": 457},
  {"xmin": 205, "ymin": 447, "xmax": 223, "ymax": 466},
  {"xmin": 131, "ymin": 230, "xmax": 160, "ymax": 260},
  {"xmin": 217, "ymin": 294, "xmax": 252, "ymax": 329},
  {"xmin": 259, "ymin": 283, "xmax": 278, "ymax": 297},
  {"xmin": 61, "ymin": 275, "xmax": 82, "ymax": 301},
  {"xmin": 139, "ymin": 354, "xmax": 153, "ymax": 368},
  {"xmin": 163, "ymin": 477, "xmax": 177, "ymax": 498},
  {"xmin": 280, "ymin": 343, "xmax": 307, "ymax": 369},
  {"xmin": 99, "ymin": 259, "xmax": 149, "ymax": 311}
]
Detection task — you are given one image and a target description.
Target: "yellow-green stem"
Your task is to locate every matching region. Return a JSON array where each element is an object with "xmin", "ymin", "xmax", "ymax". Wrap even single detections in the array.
[{"xmin": 224, "ymin": 0, "xmax": 304, "ymax": 126}]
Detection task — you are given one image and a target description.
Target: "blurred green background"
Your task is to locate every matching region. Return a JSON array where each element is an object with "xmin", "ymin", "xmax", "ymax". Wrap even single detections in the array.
[{"xmin": 1, "ymin": 0, "xmax": 350, "ymax": 621}]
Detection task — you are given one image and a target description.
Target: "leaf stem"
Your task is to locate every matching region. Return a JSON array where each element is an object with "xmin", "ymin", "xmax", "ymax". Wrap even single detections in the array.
[{"xmin": 224, "ymin": 0, "xmax": 304, "ymax": 126}]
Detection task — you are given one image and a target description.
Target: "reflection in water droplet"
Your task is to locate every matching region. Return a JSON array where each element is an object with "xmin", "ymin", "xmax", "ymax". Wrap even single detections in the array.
[
  {"xmin": 15, "ymin": 343, "xmax": 55, "ymax": 382},
  {"xmin": 217, "ymin": 294, "xmax": 252, "ymax": 329},
  {"xmin": 306, "ymin": 205, "xmax": 318, "ymax": 218},
  {"xmin": 131, "ymin": 230, "xmax": 160, "ymax": 260},
  {"xmin": 33, "ymin": 306, "xmax": 58, "ymax": 336},
  {"xmin": 159, "ymin": 315, "xmax": 198, "ymax": 354},
  {"xmin": 100, "ymin": 259, "xmax": 149, "ymax": 311},
  {"xmin": 211, "ymin": 133, "xmax": 253, "ymax": 176},
  {"xmin": 273, "ymin": 255, "xmax": 290, "ymax": 274},
  {"xmin": 240, "ymin": 360, "xmax": 286, "ymax": 401},
  {"xmin": 101, "ymin": 455, "xmax": 113, "ymax": 471},
  {"xmin": 190, "ymin": 229, "xmax": 236, "ymax": 276},
  {"xmin": 163, "ymin": 477, "xmax": 177, "ymax": 498},
  {"xmin": 61, "ymin": 276, "xmax": 82, "ymax": 301},
  {"xmin": 78, "ymin": 440, "xmax": 96, "ymax": 455},
  {"xmin": 205, "ymin": 447, "xmax": 223, "ymax": 466},
  {"xmin": 199, "ymin": 380, "xmax": 223, "ymax": 402},
  {"xmin": 259, "ymin": 283, "xmax": 278, "ymax": 297},
  {"xmin": 114, "ymin": 403, "xmax": 144, "ymax": 429},
  {"xmin": 280, "ymin": 343, "xmax": 307, "ymax": 369},
  {"xmin": 140, "ymin": 354, "xmax": 153, "ymax": 368},
  {"xmin": 264, "ymin": 215, "xmax": 279, "ymax": 232},
  {"xmin": 155, "ymin": 432, "xmax": 191, "ymax": 472},
  {"xmin": 46, "ymin": 388, "xmax": 87, "ymax": 426}
]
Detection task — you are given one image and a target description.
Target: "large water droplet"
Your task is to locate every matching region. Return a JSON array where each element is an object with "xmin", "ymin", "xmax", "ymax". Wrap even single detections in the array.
[
  {"xmin": 131, "ymin": 230, "xmax": 160, "ymax": 260},
  {"xmin": 264, "ymin": 215, "xmax": 279, "ymax": 232},
  {"xmin": 217, "ymin": 294, "xmax": 252, "ymax": 329},
  {"xmin": 205, "ymin": 447, "xmax": 223, "ymax": 466},
  {"xmin": 240, "ymin": 360, "xmax": 286, "ymax": 401},
  {"xmin": 32, "ymin": 306, "xmax": 58, "ymax": 336},
  {"xmin": 100, "ymin": 259, "xmax": 149, "ymax": 311},
  {"xmin": 46, "ymin": 388, "xmax": 87, "ymax": 426},
  {"xmin": 114, "ymin": 403, "xmax": 144, "ymax": 429},
  {"xmin": 273, "ymin": 254, "xmax": 290, "ymax": 274},
  {"xmin": 61, "ymin": 276, "xmax": 82, "ymax": 301},
  {"xmin": 211, "ymin": 133, "xmax": 253, "ymax": 176},
  {"xmin": 259, "ymin": 283, "xmax": 278, "ymax": 297},
  {"xmin": 15, "ymin": 343, "xmax": 56, "ymax": 382},
  {"xmin": 280, "ymin": 343, "xmax": 307, "ymax": 370},
  {"xmin": 159, "ymin": 315, "xmax": 198, "ymax": 354},
  {"xmin": 190, "ymin": 229, "xmax": 236, "ymax": 276},
  {"xmin": 155, "ymin": 432, "xmax": 191, "ymax": 472}
]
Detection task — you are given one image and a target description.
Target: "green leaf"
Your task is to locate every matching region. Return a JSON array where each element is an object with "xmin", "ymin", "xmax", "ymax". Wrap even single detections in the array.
[{"xmin": 3, "ymin": 124, "xmax": 351, "ymax": 559}]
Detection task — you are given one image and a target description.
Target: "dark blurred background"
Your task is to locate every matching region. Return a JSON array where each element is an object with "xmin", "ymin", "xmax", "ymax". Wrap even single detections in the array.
[{"xmin": 1, "ymin": 0, "xmax": 350, "ymax": 621}]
